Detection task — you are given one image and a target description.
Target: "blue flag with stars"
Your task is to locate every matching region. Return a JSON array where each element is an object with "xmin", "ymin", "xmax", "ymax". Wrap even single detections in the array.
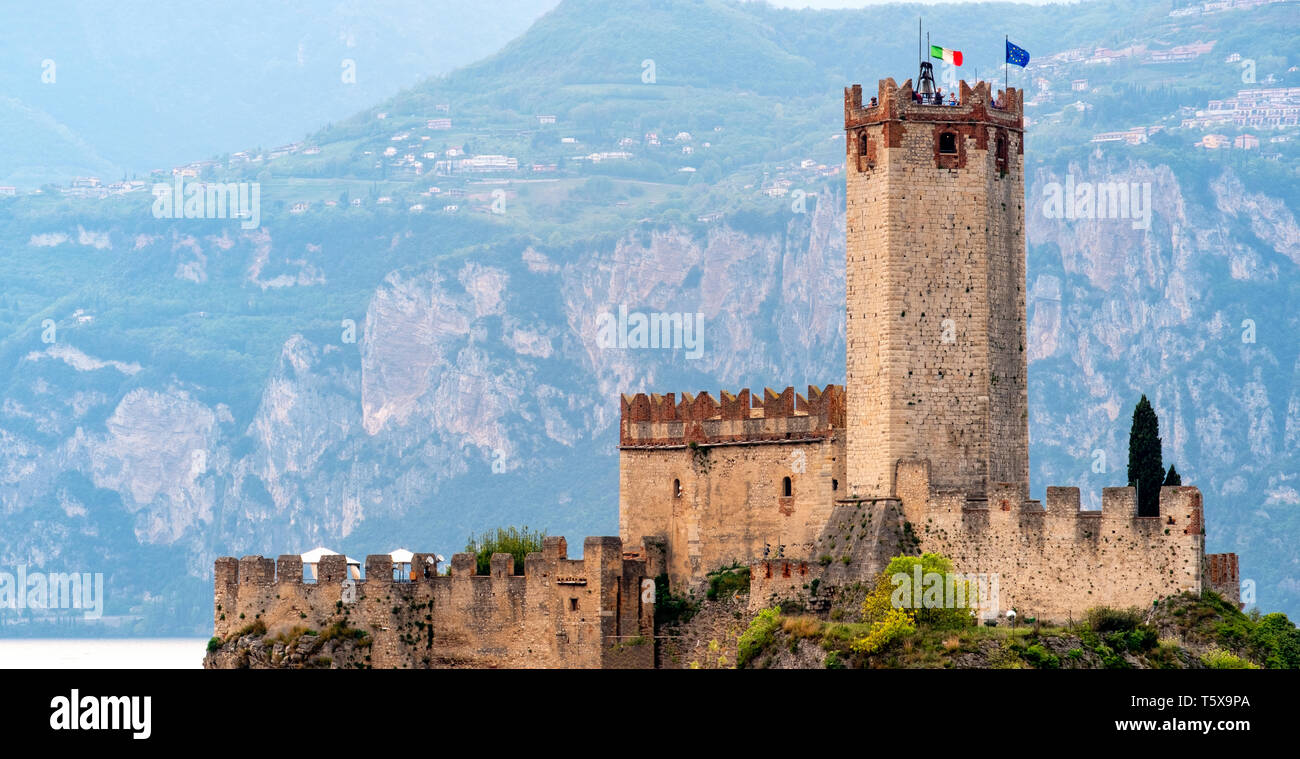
[{"xmin": 1006, "ymin": 39, "xmax": 1030, "ymax": 67}]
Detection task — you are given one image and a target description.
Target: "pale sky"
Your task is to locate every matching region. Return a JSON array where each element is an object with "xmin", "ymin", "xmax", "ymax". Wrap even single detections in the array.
[{"xmin": 764, "ymin": 0, "xmax": 1082, "ymax": 7}]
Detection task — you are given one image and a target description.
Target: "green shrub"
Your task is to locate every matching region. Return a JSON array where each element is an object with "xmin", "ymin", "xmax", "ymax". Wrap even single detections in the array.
[
  {"xmin": 706, "ymin": 565, "xmax": 751, "ymax": 601},
  {"xmin": 1085, "ymin": 606, "xmax": 1142, "ymax": 633},
  {"xmin": 465, "ymin": 525, "xmax": 547, "ymax": 575},
  {"xmin": 654, "ymin": 574, "xmax": 698, "ymax": 626},
  {"xmin": 1022, "ymin": 643, "xmax": 1060, "ymax": 669},
  {"xmin": 851, "ymin": 607, "xmax": 916, "ymax": 655},
  {"xmin": 864, "ymin": 553, "xmax": 977, "ymax": 630},
  {"xmin": 1249, "ymin": 612, "xmax": 1300, "ymax": 669},
  {"xmin": 1201, "ymin": 649, "xmax": 1260, "ymax": 669},
  {"xmin": 737, "ymin": 608, "xmax": 782, "ymax": 668},
  {"xmin": 207, "ymin": 636, "xmax": 223, "ymax": 653},
  {"xmin": 1095, "ymin": 643, "xmax": 1130, "ymax": 669},
  {"xmin": 1126, "ymin": 625, "xmax": 1159, "ymax": 652}
]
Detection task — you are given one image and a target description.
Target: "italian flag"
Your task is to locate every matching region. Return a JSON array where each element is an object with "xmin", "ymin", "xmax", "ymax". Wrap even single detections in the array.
[{"xmin": 930, "ymin": 44, "xmax": 962, "ymax": 66}]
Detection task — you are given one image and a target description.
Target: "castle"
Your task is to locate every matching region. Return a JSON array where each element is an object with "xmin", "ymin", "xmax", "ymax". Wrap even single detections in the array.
[{"xmin": 209, "ymin": 76, "xmax": 1241, "ymax": 668}]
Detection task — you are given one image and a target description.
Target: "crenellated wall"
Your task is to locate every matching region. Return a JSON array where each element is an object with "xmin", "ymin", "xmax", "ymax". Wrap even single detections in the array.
[
  {"xmin": 212, "ymin": 536, "xmax": 660, "ymax": 669},
  {"xmin": 619, "ymin": 385, "xmax": 845, "ymax": 589},
  {"xmin": 894, "ymin": 460, "xmax": 1208, "ymax": 621},
  {"xmin": 620, "ymin": 384, "xmax": 844, "ymax": 446}
]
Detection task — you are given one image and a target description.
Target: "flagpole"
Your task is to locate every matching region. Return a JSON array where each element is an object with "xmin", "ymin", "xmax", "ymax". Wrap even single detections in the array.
[{"xmin": 1005, "ymin": 35, "xmax": 1009, "ymax": 97}]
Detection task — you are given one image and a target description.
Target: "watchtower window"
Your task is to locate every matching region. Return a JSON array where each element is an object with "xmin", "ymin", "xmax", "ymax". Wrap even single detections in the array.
[
  {"xmin": 673, "ymin": 478, "xmax": 682, "ymax": 498},
  {"xmin": 995, "ymin": 136, "xmax": 1008, "ymax": 174},
  {"xmin": 569, "ymin": 598, "xmax": 578, "ymax": 611},
  {"xmin": 832, "ymin": 478, "xmax": 839, "ymax": 492},
  {"xmin": 782, "ymin": 477, "xmax": 793, "ymax": 497},
  {"xmin": 859, "ymin": 132, "xmax": 869, "ymax": 158},
  {"xmin": 939, "ymin": 132, "xmax": 958, "ymax": 154}
]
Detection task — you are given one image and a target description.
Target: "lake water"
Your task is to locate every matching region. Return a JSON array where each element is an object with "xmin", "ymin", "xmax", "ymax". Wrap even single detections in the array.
[{"xmin": 0, "ymin": 639, "xmax": 207, "ymax": 668}]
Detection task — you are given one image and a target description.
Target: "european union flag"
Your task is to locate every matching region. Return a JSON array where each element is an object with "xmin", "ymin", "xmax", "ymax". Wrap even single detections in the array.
[{"xmin": 1006, "ymin": 39, "xmax": 1030, "ymax": 68}]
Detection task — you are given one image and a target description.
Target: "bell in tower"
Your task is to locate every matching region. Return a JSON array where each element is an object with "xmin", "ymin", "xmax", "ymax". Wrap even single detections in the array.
[{"xmin": 917, "ymin": 60, "xmax": 938, "ymax": 104}]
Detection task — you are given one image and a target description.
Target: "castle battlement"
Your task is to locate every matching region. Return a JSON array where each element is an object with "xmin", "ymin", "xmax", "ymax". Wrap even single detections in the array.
[
  {"xmin": 213, "ymin": 535, "xmax": 662, "ymax": 669},
  {"xmin": 216, "ymin": 538, "xmax": 654, "ymax": 591},
  {"xmin": 620, "ymin": 384, "xmax": 843, "ymax": 447},
  {"xmin": 896, "ymin": 460, "xmax": 1205, "ymax": 531},
  {"xmin": 845, "ymin": 77, "xmax": 1024, "ymax": 130}
]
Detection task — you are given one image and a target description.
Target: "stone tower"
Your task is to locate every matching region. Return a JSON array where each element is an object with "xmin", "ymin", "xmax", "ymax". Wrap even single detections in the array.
[{"xmin": 843, "ymin": 77, "xmax": 1028, "ymax": 499}]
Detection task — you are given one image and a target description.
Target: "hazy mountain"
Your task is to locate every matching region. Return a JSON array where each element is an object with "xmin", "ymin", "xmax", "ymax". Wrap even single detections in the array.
[{"xmin": 0, "ymin": 0, "xmax": 559, "ymax": 183}]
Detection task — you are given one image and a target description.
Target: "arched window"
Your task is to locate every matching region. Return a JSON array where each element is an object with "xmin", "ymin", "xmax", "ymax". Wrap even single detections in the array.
[
  {"xmin": 860, "ymin": 131, "xmax": 870, "ymax": 158},
  {"xmin": 673, "ymin": 478, "xmax": 682, "ymax": 498},
  {"xmin": 995, "ymin": 135, "xmax": 1008, "ymax": 175},
  {"xmin": 782, "ymin": 477, "xmax": 793, "ymax": 497},
  {"xmin": 939, "ymin": 132, "xmax": 958, "ymax": 154}
]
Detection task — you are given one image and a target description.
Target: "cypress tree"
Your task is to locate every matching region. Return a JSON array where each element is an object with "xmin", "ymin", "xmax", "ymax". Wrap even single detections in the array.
[
  {"xmin": 1163, "ymin": 464, "xmax": 1181, "ymax": 486},
  {"xmin": 1127, "ymin": 395, "xmax": 1164, "ymax": 517}
]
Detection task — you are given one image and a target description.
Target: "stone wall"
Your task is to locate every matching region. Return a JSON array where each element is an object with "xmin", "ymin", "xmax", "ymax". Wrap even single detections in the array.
[
  {"xmin": 212, "ymin": 536, "xmax": 657, "ymax": 669},
  {"xmin": 619, "ymin": 385, "xmax": 845, "ymax": 589},
  {"xmin": 896, "ymin": 459, "xmax": 1207, "ymax": 621},
  {"xmin": 843, "ymin": 78, "xmax": 1028, "ymax": 500}
]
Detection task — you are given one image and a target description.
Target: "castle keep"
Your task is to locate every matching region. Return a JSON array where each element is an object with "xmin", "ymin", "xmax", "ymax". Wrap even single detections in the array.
[
  {"xmin": 843, "ymin": 78, "xmax": 1028, "ymax": 499},
  {"xmin": 211, "ymin": 75, "xmax": 1240, "ymax": 668}
]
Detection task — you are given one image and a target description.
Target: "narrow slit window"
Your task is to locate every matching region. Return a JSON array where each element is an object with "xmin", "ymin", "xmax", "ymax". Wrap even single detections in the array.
[{"xmin": 782, "ymin": 476, "xmax": 793, "ymax": 497}]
